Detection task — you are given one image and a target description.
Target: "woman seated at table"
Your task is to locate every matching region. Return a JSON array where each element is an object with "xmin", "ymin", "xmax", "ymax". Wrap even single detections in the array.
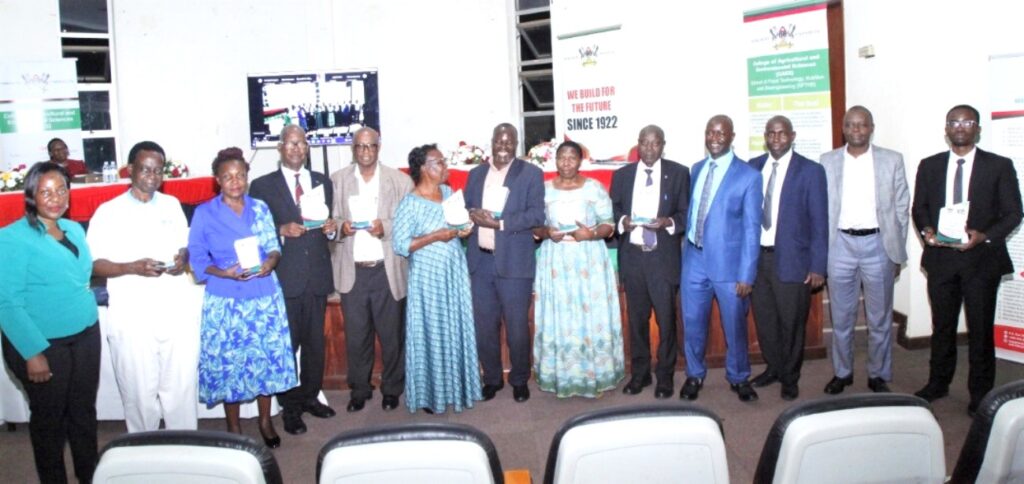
[
  {"xmin": 392, "ymin": 144, "xmax": 481, "ymax": 414},
  {"xmin": 532, "ymin": 141, "xmax": 624, "ymax": 398},
  {"xmin": 47, "ymin": 137, "xmax": 88, "ymax": 177},
  {"xmin": 0, "ymin": 162, "xmax": 100, "ymax": 483},
  {"xmin": 187, "ymin": 147, "xmax": 296, "ymax": 447}
]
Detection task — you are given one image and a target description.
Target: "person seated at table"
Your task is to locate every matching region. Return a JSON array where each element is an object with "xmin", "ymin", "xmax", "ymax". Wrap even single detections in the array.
[
  {"xmin": 532, "ymin": 141, "xmax": 624, "ymax": 398},
  {"xmin": 47, "ymin": 138, "xmax": 89, "ymax": 177},
  {"xmin": 187, "ymin": 147, "xmax": 297, "ymax": 448},
  {"xmin": 392, "ymin": 144, "xmax": 481, "ymax": 414},
  {"xmin": 0, "ymin": 162, "xmax": 100, "ymax": 484}
]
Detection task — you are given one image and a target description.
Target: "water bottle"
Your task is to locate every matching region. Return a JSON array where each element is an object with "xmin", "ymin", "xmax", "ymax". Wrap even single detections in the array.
[{"xmin": 104, "ymin": 161, "xmax": 113, "ymax": 183}]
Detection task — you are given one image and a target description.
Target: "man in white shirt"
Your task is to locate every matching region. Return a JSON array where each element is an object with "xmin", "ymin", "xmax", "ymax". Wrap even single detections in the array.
[
  {"xmin": 330, "ymin": 127, "xmax": 413, "ymax": 413},
  {"xmin": 88, "ymin": 141, "xmax": 201, "ymax": 432},
  {"xmin": 821, "ymin": 106, "xmax": 909, "ymax": 395}
]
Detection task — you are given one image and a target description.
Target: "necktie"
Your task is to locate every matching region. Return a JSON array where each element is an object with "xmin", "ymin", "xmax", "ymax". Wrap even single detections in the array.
[
  {"xmin": 762, "ymin": 161, "xmax": 778, "ymax": 230},
  {"xmin": 694, "ymin": 162, "xmax": 716, "ymax": 247},
  {"xmin": 294, "ymin": 173, "xmax": 304, "ymax": 207},
  {"xmin": 643, "ymin": 169, "xmax": 656, "ymax": 249},
  {"xmin": 953, "ymin": 158, "xmax": 965, "ymax": 204}
]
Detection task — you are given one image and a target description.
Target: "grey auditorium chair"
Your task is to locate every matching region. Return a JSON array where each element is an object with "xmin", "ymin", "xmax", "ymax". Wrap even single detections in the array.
[{"xmin": 951, "ymin": 379, "xmax": 1024, "ymax": 484}]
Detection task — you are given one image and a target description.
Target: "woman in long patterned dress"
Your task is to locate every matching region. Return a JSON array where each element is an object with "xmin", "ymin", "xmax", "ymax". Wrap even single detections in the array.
[
  {"xmin": 188, "ymin": 147, "xmax": 297, "ymax": 447},
  {"xmin": 532, "ymin": 141, "xmax": 624, "ymax": 398},
  {"xmin": 392, "ymin": 144, "xmax": 481, "ymax": 413}
]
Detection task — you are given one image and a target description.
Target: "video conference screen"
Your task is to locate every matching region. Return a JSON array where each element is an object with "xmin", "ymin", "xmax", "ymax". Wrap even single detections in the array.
[{"xmin": 246, "ymin": 69, "xmax": 380, "ymax": 148}]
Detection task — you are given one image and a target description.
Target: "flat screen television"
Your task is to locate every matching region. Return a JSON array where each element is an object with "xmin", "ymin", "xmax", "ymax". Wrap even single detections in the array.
[{"xmin": 246, "ymin": 69, "xmax": 380, "ymax": 148}]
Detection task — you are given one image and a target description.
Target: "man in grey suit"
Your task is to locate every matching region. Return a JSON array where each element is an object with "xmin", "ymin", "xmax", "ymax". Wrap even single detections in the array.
[
  {"xmin": 330, "ymin": 127, "xmax": 413, "ymax": 412},
  {"xmin": 821, "ymin": 106, "xmax": 910, "ymax": 394}
]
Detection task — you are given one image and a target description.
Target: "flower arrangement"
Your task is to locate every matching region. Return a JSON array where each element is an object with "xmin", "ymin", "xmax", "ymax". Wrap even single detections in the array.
[
  {"xmin": 1, "ymin": 164, "xmax": 28, "ymax": 192},
  {"xmin": 528, "ymin": 139, "xmax": 560, "ymax": 167},
  {"xmin": 164, "ymin": 159, "xmax": 190, "ymax": 178},
  {"xmin": 449, "ymin": 141, "xmax": 488, "ymax": 166}
]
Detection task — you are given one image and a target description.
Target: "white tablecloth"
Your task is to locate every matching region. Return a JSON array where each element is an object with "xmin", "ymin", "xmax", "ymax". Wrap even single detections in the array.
[{"xmin": 0, "ymin": 305, "xmax": 318, "ymax": 424}]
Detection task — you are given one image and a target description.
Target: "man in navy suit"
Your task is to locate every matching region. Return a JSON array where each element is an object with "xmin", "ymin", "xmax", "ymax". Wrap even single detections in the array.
[
  {"xmin": 610, "ymin": 125, "xmax": 689, "ymax": 398},
  {"xmin": 748, "ymin": 116, "xmax": 827, "ymax": 401},
  {"xmin": 249, "ymin": 124, "xmax": 338, "ymax": 435},
  {"xmin": 680, "ymin": 114, "xmax": 763, "ymax": 402},
  {"xmin": 465, "ymin": 123, "xmax": 545, "ymax": 403},
  {"xmin": 912, "ymin": 104, "xmax": 1023, "ymax": 416}
]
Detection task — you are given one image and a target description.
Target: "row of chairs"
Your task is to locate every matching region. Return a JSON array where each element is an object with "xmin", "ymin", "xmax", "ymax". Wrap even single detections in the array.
[{"xmin": 91, "ymin": 380, "xmax": 1024, "ymax": 483}]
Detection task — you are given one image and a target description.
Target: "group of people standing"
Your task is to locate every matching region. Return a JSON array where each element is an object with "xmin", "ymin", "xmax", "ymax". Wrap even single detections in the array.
[{"xmin": 0, "ymin": 103, "xmax": 1019, "ymax": 483}]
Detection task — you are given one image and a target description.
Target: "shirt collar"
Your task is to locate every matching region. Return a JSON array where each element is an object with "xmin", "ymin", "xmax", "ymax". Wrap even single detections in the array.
[
  {"xmin": 708, "ymin": 150, "xmax": 733, "ymax": 166},
  {"xmin": 949, "ymin": 147, "xmax": 977, "ymax": 165}
]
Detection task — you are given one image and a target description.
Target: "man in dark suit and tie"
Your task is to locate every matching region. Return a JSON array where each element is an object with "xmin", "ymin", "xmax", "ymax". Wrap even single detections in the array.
[
  {"xmin": 249, "ymin": 124, "xmax": 338, "ymax": 435},
  {"xmin": 465, "ymin": 123, "xmax": 545, "ymax": 403},
  {"xmin": 610, "ymin": 125, "xmax": 689, "ymax": 398},
  {"xmin": 680, "ymin": 114, "xmax": 763, "ymax": 402},
  {"xmin": 912, "ymin": 104, "xmax": 1023, "ymax": 416},
  {"xmin": 748, "ymin": 116, "xmax": 827, "ymax": 401}
]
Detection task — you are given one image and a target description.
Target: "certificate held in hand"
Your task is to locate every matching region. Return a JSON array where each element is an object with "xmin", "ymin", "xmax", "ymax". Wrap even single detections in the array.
[
  {"xmin": 301, "ymin": 185, "xmax": 330, "ymax": 228},
  {"xmin": 482, "ymin": 186, "xmax": 509, "ymax": 219},
  {"xmin": 348, "ymin": 195, "xmax": 377, "ymax": 230},
  {"xmin": 234, "ymin": 236, "xmax": 262, "ymax": 272},
  {"xmin": 937, "ymin": 201, "xmax": 970, "ymax": 244},
  {"xmin": 443, "ymin": 190, "xmax": 471, "ymax": 229}
]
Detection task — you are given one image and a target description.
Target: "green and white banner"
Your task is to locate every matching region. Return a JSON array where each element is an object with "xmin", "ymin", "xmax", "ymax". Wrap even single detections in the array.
[
  {"xmin": 744, "ymin": 1, "xmax": 831, "ymax": 159},
  {"xmin": 0, "ymin": 59, "xmax": 82, "ymax": 171},
  {"xmin": 990, "ymin": 52, "xmax": 1024, "ymax": 363}
]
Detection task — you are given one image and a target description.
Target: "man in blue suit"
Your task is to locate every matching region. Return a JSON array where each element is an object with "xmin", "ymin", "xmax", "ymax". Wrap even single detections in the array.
[
  {"xmin": 465, "ymin": 123, "xmax": 546, "ymax": 403},
  {"xmin": 680, "ymin": 114, "xmax": 763, "ymax": 402},
  {"xmin": 748, "ymin": 116, "xmax": 827, "ymax": 401}
]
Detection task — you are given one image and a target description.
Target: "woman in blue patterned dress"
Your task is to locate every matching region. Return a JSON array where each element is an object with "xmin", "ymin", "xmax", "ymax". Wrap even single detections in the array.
[
  {"xmin": 532, "ymin": 141, "xmax": 624, "ymax": 398},
  {"xmin": 392, "ymin": 144, "xmax": 481, "ymax": 413},
  {"xmin": 188, "ymin": 147, "xmax": 297, "ymax": 447}
]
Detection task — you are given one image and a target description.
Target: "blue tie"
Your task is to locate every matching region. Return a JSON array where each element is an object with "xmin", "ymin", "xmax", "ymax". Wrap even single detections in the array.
[{"xmin": 694, "ymin": 162, "xmax": 716, "ymax": 247}]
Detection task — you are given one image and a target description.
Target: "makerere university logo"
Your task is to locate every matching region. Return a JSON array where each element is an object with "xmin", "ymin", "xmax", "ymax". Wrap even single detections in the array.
[
  {"xmin": 769, "ymin": 24, "xmax": 796, "ymax": 50},
  {"xmin": 21, "ymin": 72, "xmax": 51, "ymax": 92},
  {"xmin": 579, "ymin": 45, "xmax": 599, "ymax": 67}
]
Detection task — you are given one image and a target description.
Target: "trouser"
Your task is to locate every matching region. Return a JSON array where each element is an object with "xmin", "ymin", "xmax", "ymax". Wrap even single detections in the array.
[
  {"xmin": 471, "ymin": 252, "xmax": 534, "ymax": 386},
  {"xmin": 3, "ymin": 322, "xmax": 100, "ymax": 484},
  {"xmin": 278, "ymin": 291, "xmax": 327, "ymax": 414},
  {"xmin": 752, "ymin": 250, "xmax": 810, "ymax": 385},
  {"xmin": 621, "ymin": 248, "xmax": 678, "ymax": 383},
  {"xmin": 340, "ymin": 264, "xmax": 405, "ymax": 399}
]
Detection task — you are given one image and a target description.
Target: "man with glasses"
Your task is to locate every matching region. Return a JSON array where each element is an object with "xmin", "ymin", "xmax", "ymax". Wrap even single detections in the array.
[
  {"xmin": 250, "ymin": 125, "xmax": 339, "ymax": 434},
  {"xmin": 465, "ymin": 123, "xmax": 545, "ymax": 403},
  {"xmin": 329, "ymin": 127, "xmax": 412, "ymax": 413},
  {"xmin": 912, "ymin": 104, "xmax": 1023, "ymax": 416},
  {"xmin": 88, "ymin": 141, "xmax": 201, "ymax": 432},
  {"xmin": 610, "ymin": 125, "xmax": 689, "ymax": 399}
]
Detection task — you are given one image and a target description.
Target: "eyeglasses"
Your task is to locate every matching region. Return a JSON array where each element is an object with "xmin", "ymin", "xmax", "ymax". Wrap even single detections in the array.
[
  {"xmin": 134, "ymin": 166, "xmax": 164, "ymax": 177},
  {"xmin": 353, "ymin": 143, "xmax": 379, "ymax": 151},
  {"xmin": 947, "ymin": 120, "xmax": 978, "ymax": 128}
]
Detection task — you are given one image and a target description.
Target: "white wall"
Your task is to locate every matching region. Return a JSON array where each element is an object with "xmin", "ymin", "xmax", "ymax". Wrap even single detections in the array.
[
  {"xmin": 844, "ymin": 0, "xmax": 1024, "ymax": 337},
  {"xmin": 0, "ymin": 0, "xmax": 60, "ymax": 63},
  {"xmin": 111, "ymin": 0, "xmax": 516, "ymax": 179}
]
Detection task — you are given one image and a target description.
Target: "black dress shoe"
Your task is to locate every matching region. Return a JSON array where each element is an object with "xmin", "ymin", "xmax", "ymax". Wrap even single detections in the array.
[
  {"xmin": 824, "ymin": 375, "xmax": 854, "ymax": 395},
  {"xmin": 421, "ymin": 407, "xmax": 435, "ymax": 415},
  {"xmin": 914, "ymin": 383, "xmax": 949, "ymax": 402},
  {"xmin": 967, "ymin": 400, "xmax": 980, "ymax": 418},
  {"xmin": 731, "ymin": 382, "xmax": 759, "ymax": 402},
  {"xmin": 622, "ymin": 374, "xmax": 653, "ymax": 395},
  {"xmin": 282, "ymin": 412, "xmax": 306, "ymax": 435},
  {"xmin": 780, "ymin": 383, "xmax": 799, "ymax": 401},
  {"xmin": 751, "ymin": 370, "xmax": 779, "ymax": 388},
  {"xmin": 259, "ymin": 426, "xmax": 281, "ymax": 449},
  {"xmin": 303, "ymin": 401, "xmax": 337, "ymax": 418},
  {"xmin": 679, "ymin": 377, "xmax": 703, "ymax": 400},
  {"xmin": 654, "ymin": 381, "xmax": 674, "ymax": 399},
  {"xmin": 513, "ymin": 384, "xmax": 530, "ymax": 402},
  {"xmin": 482, "ymin": 383, "xmax": 505, "ymax": 401},
  {"xmin": 381, "ymin": 395, "xmax": 399, "ymax": 411},
  {"xmin": 347, "ymin": 396, "xmax": 370, "ymax": 413},
  {"xmin": 867, "ymin": 377, "xmax": 891, "ymax": 393}
]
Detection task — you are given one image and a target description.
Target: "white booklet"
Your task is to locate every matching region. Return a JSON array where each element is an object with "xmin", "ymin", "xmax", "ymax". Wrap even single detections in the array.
[
  {"xmin": 549, "ymin": 199, "xmax": 591, "ymax": 233},
  {"xmin": 348, "ymin": 195, "xmax": 377, "ymax": 230},
  {"xmin": 233, "ymin": 236, "xmax": 262, "ymax": 272},
  {"xmin": 482, "ymin": 186, "xmax": 509, "ymax": 219},
  {"xmin": 937, "ymin": 201, "xmax": 970, "ymax": 244},
  {"xmin": 301, "ymin": 185, "xmax": 329, "ymax": 228},
  {"xmin": 443, "ymin": 189, "xmax": 471, "ymax": 229}
]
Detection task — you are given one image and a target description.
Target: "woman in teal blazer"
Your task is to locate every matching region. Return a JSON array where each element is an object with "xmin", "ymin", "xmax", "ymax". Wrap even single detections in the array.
[{"xmin": 0, "ymin": 162, "xmax": 100, "ymax": 484}]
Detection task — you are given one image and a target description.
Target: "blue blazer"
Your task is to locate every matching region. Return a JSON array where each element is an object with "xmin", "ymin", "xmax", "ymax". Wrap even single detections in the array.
[
  {"xmin": 749, "ymin": 152, "xmax": 828, "ymax": 283},
  {"xmin": 689, "ymin": 154, "xmax": 762, "ymax": 284},
  {"xmin": 464, "ymin": 158, "xmax": 546, "ymax": 279}
]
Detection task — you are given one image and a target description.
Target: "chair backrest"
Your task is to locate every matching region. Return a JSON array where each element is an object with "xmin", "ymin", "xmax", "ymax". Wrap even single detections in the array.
[
  {"xmin": 753, "ymin": 394, "xmax": 945, "ymax": 484},
  {"xmin": 317, "ymin": 422, "xmax": 504, "ymax": 484},
  {"xmin": 543, "ymin": 404, "xmax": 729, "ymax": 484},
  {"xmin": 952, "ymin": 379, "xmax": 1024, "ymax": 484},
  {"xmin": 92, "ymin": 430, "xmax": 282, "ymax": 484}
]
